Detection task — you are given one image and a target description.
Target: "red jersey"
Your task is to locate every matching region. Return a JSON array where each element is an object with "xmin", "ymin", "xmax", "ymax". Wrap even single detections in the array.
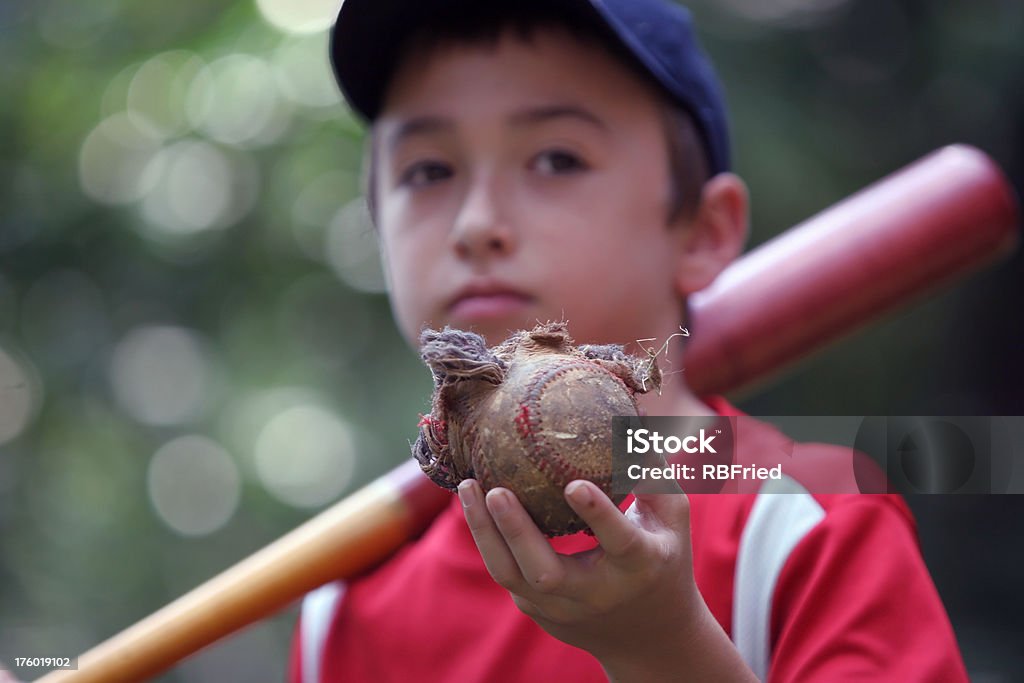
[{"xmin": 289, "ymin": 398, "xmax": 968, "ymax": 682}]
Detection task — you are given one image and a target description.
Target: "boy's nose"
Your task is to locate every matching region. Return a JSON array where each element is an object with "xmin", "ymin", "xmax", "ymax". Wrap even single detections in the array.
[{"xmin": 450, "ymin": 180, "xmax": 516, "ymax": 260}]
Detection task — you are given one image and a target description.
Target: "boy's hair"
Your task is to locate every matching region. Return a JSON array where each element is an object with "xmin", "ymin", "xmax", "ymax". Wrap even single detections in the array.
[{"xmin": 359, "ymin": 2, "xmax": 711, "ymax": 227}]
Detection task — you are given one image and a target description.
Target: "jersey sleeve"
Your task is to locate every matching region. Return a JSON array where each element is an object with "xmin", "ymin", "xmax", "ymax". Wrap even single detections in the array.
[{"xmin": 767, "ymin": 496, "xmax": 968, "ymax": 682}]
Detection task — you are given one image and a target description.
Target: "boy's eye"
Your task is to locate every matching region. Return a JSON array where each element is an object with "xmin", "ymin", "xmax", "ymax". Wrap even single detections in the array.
[
  {"xmin": 399, "ymin": 161, "xmax": 453, "ymax": 187},
  {"xmin": 531, "ymin": 149, "xmax": 588, "ymax": 175}
]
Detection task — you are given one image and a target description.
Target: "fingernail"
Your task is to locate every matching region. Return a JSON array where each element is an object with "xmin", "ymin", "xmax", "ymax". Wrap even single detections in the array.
[
  {"xmin": 487, "ymin": 489, "xmax": 510, "ymax": 516},
  {"xmin": 458, "ymin": 480, "xmax": 478, "ymax": 509},
  {"xmin": 567, "ymin": 481, "xmax": 591, "ymax": 505}
]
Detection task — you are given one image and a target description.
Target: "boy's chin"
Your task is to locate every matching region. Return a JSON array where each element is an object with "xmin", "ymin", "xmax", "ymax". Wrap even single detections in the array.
[
  {"xmin": 418, "ymin": 315, "xmax": 534, "ymax": 348},
  {"xmin": 415, "ymin": 308, "xmax": 613, "ymax": 349},
  {"xmin": 450, "ymin": 320, "xmax": 526, "ymax": 347},
  {"xmin": 432, "ymin": 314, "xmax": 537, "ymax": 347}
]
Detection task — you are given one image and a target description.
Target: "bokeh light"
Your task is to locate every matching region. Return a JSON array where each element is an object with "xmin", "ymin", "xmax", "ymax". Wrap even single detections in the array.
[
  {"xmin": 0, "ymin": 341, "xmax": 42, "ymax": 446},
  {"xmin": 256, "ymin": 0, "xmax": 341, "ymax": 35},
  {"xmin": 272, "ymin": 33, "xmax": 342, "ymax": 110},
  {"xmin": 290, "ymin": 169, "xmax": 357, "ymax": 259},
  {"xmin": 186, "ymin": 54, "xmax": 292, "ymax": 148},
  {"xmin": 253, "ymin": 403, "xmax": 356, "ymax": 507},
  {"xmin": 147, "ymin": 435, "xmax": 241, "ymax": 536},
  {"xmin": 109, "ymin": 325, "xmax": 218, "ymax": 426},
  {"xmin": 326, "ymin": 198, "xmax": 387, "ymax": 294},
  {"xmin": 127, "ymin": 50, "xmax": 207, "ymax": 139},
  {"xmin": 138, "ymin": 139, "xmax": 259, "ymax": 237},
  {"xmin": 78, "ymin": 112, "xmax": 163, "ymax": 205},
  {"xmin": 102, "ymin": 61, "xmax": 144, "ymax": 119},
  {"xmin": 221, "ymin": 386, "xmax": 323, "ymax": 462}
]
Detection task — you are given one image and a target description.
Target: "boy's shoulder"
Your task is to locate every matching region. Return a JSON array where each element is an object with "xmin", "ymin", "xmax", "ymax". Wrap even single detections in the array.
[
  {"xmin": 689, "ymin": 405, "xmax": 917, "ymax": 594},
  {"xmin": 684, "ymin": 415, "xmax": 948, "ymax": 680}
]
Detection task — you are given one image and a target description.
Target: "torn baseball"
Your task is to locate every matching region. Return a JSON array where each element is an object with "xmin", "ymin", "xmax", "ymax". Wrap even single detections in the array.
[{"xmin": 413, "ymin": 321, "xmax": 660, "ymax": 536}]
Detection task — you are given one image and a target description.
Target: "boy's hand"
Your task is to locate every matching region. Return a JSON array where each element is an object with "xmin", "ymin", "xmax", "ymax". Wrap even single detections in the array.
[{"xmin": 458, "ymin": 479, "xmax": 757, "ymax": 681}]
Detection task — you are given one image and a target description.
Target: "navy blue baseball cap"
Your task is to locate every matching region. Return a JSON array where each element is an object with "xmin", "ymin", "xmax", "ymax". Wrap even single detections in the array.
[{"xmin": 329, "ymin": 0, "xmax": 731, "ymax": 176}]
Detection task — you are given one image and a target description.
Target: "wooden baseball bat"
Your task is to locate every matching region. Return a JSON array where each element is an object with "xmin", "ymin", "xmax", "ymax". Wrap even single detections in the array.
[{"xmin": 37, "ymin": 144, "xmax": 1019, "ymax": 682}]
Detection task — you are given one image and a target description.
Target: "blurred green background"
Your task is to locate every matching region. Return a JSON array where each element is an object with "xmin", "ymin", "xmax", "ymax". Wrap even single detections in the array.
[{"xmin": 0, "ymin": 0, "xmax": 1020, "ymax": 680}]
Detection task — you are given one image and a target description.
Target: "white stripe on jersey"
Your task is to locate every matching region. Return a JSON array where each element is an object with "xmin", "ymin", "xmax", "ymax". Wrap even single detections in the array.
[
  {"xmin": 300, "ymin": 581, "xmax": 347, "ymax": 683},
  {"xmin": 732, "ymin": 476, "xmax": 825, "ymax": 680}
]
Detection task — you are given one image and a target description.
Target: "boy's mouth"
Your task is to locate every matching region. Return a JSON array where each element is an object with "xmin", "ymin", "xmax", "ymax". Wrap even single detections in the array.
[{"xmin": 448, "ymin": 283, "xmax": 534, "ymax": 322}]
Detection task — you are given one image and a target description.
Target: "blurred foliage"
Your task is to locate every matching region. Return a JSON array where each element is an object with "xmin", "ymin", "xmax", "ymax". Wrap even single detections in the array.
[{"xmin": 0, "ymin": 0, "xmax": 1021, "ymax": 680}]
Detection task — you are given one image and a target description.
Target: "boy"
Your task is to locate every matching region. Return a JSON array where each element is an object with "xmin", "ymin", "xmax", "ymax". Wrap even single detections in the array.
[{"xmin": 291, "ymin": 0, "xmax": 969, "ymax": 680}]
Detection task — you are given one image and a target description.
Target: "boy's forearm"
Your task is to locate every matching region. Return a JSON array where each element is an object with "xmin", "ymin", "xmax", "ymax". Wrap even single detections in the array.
[{"xmin": 599, "ymin": 601, "xmax": 760, "ymax": 683}]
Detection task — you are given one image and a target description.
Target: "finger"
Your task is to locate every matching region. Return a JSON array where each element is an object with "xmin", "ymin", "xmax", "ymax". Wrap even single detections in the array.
[
  {"xmin": 564, "ymin": 480, "xmax": 645, "ymax": 559},
  {"xmin": 485, "ymin": 488, "xmax": 569, "ymax": 594},
  {"xmin": 629, "ymin": 489, "xmax": 691, "ymax": 536},
  {"xmin": 458, "ymin": 480, "xmax": 524, "ymax": 588}
]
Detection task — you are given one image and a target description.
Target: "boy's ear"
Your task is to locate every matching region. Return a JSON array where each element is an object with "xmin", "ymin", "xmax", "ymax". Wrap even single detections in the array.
[{"xmin": 672, "ymin": 173, "xmax": 749, "ymax": 295}]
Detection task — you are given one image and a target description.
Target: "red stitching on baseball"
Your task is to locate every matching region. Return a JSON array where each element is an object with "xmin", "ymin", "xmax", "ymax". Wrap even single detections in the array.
[
  {"xmin": 520, "ymin": 362, "xmax": 599, "ymax": 484},
  {"xmin": 514, "ymin": 405, "xmax": 533, "ymax": 439},
  {"xmin": 418, "ymin": 414, "xmax": 448, "ymax": 448}
]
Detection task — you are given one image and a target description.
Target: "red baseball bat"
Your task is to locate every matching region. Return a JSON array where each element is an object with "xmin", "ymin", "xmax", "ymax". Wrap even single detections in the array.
[
  {"xmin": 687, "ymin": 144, "xmax": 1019, "ymax": 394},
  {"xmin": 37, "ymin": 145, "xmax": 1019, "ymax": 682}
]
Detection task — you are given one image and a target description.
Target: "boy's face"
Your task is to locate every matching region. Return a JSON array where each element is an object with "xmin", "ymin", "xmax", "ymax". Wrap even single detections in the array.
[{"xmin": 373, "ymin": 27, "xmax": 696, "ymax": 348}]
